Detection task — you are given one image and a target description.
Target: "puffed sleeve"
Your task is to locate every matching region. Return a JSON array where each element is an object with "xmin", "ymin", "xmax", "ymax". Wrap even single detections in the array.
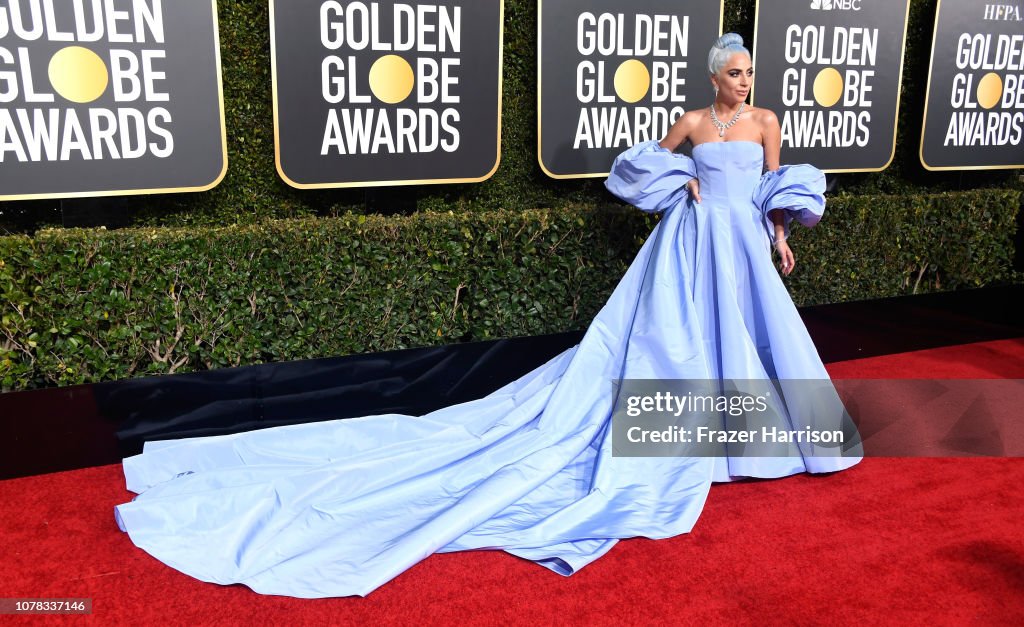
[
  {"xmin": 752, "ymin": 164, "xmax": 826, "ymax": 244},
  {"xmin": 604, "ymin": 140, "xmax": 697, "ymax": 213}
]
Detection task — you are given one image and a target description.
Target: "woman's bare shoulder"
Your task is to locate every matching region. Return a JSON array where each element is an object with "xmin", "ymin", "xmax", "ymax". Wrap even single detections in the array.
[
  {"xmin": 671, "ymin": 108, "xmax": 706, "ymax": 132},
  {"xmin": 748, "ymin": 106, "xmax": 780, "ymax": 127},
  {"xmin": 662, "ymin": 109, "xmax": 706, "ymax": 148},
  {"xmin": 683, "ymin": 107, "xmax": 709, "ymax": 124}
]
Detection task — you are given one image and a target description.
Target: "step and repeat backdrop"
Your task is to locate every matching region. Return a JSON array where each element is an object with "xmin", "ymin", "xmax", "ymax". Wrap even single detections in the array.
[
  {"xmin": 270, "ymin": 0, "xmax": 503, "ymax": 188},
  {"xmin": 0, "ymin": 0, "xmax": 1020, "ymax": 201},
  {"xmin": 537, "ymin": 0, "xmax": 722, "ymax": 178},
  {"xmin": 921, "ymin": 0, "xmax": 1024, "ymax": 170},
  {"xmin": 0, "ymin": 0, "xmax": 227, "ymax": 201},
  {"xmin": 750, "ymin": 0, "xmax": 910, "ymax": 172}
]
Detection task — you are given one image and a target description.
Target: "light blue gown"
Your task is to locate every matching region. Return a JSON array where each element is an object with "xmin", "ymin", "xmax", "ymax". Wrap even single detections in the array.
[{"xmin": 115, "ymin": 140, "xmax": 861, "ymax": 598}]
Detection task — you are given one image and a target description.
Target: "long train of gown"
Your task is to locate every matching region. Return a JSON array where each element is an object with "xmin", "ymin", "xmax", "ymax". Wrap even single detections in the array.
[{"xmin": 114, "ymin": 140, "xmax": 861, "ymax": 598}]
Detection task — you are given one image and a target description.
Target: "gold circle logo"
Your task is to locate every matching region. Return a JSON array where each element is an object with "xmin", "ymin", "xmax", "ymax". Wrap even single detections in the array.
[
  {"xmin": 49, "ymin": 46, "xmax": 108, "ymax": 103},
  {"xmin": 812, "ymin": 68, "xmax": 843, "ymax": 107},
  {"xmin": 368, "ymin": 55, "xmax": 415, "ymax": 104},
  {"xmin": 976, "ymin": 72, "xmax": 1003, "ymax": 110},
  {"xmin": 614, "ymin": 59, "xmax": 650, "ymax": 104}
]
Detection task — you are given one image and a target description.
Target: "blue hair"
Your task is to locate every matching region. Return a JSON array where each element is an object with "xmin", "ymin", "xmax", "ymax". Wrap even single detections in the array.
[{"xmin": 708, "ymin": 33, "xmax": 750, "ymax": 75}]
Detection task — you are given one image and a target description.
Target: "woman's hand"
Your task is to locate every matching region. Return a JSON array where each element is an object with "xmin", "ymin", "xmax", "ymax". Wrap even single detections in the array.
[
  {"xmin": 774, "ymin": 238, "xmax": 795, "ymax": 276},
  {"xmin": 686, "ymin": 178, "xmax": 702, "ymax": 204}
]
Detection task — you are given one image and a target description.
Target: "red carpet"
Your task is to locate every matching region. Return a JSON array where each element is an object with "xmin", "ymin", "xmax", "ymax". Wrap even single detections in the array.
[{"xmin": 1, "ymin": 338, "xmax": 1022, "ymax": 625}]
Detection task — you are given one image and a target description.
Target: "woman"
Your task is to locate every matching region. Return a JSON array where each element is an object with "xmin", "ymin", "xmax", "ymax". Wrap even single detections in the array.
[
  {"xmin": 661, "ymin": 31, "xmax": 797, "ymax": 275},
  {"xmin": 114, "ymin": 33, "xmax": 860, "ymax": 598}
]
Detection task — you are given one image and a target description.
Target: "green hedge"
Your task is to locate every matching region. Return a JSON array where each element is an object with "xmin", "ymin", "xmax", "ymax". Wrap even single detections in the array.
[
  {"xmin": 1, "ymin": 0, "xmax": 1020, "ymax": 233},
  {"xmin": 2, "ymin": 188, "xmax": 1020, "ymax": 392},
  {"xmin": 0, "ymin": 208, "xmax": 652, "ymax": 390}
]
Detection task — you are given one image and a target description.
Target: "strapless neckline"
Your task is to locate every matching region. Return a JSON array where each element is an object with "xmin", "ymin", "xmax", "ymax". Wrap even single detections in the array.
[{"xmin": 691, "ymin": 140, "xmax": 763, "ymax": 152}]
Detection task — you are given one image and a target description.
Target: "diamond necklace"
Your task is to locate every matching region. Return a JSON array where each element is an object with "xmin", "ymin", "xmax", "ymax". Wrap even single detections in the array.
[{"xmin": 709, "ymin": 102, "xmax": 745, "ymax": 137}]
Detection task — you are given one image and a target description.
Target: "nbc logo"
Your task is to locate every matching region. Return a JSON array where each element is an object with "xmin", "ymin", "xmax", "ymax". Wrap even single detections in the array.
[{"xmin": 810, "ymin": 0, "xmax": 863, "ymax": 10}]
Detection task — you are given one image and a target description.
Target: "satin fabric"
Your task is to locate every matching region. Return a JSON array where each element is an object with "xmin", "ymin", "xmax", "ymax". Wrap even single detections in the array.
[{"xmin": 115, "ymin": 140, "xmax": 860, "ymax": 598}]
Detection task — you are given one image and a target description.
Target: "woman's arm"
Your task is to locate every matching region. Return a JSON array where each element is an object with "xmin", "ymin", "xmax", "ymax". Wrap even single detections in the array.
[
  {"xmin": 759, "ymin": 108, "xmax": 782, "ymax": 172},
  {"xmin": 659, "ymin": 112, "xmax": 702, "ymax": 202},
  {"xmin": 757, "ymin": 109, "xmax": 795, "ymax": 275},
  {"xmin": 758, "ymin": 109, "xmax": 786, "ymax": 241}
]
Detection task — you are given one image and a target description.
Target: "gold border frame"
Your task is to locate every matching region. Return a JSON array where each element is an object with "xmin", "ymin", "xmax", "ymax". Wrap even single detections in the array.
[
  {"xmin": 919, "ymin": 0, "xmax": 1024, "ymax": 171},
  {"xmin": 0, "ymin": 0, "xmax": 229, "ymax": 202},
  {"xmin": 750, "ymin": 0, "xmax": 912, "ymax": 174},
  {"xmin": 536, "ymin": 0, "xmax": 725, "ymax": 179},
  {"xmin": 271, "ymin": 0, "xmax": 504, "ymax": 189}
]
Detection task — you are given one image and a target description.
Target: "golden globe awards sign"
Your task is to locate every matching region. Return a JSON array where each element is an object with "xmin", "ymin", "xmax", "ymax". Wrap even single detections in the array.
[
  {"xmin": 920, "ymin": 0, "xmax": 1024, "ymax": 170},
  {"xmin": 0, "ymin": 0, "xmax": 227, "ymax": 201},
  {"xmin": 538, "ymin": 1, "xmax": 723, "ymax": 179},
  {"xmin": 751, "ymin": 0, "xmax": 909, "ymax": 172},
  {"xmin": 271, "ymin": 0, "xmax": 502, "ymax": 188}
]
